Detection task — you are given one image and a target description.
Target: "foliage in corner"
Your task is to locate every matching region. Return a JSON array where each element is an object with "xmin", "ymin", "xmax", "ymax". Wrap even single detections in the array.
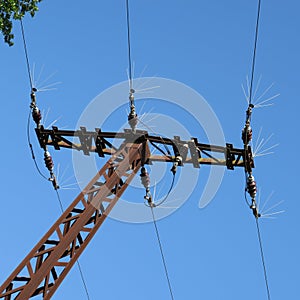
[{"xmin": 0, "ymin": 0, "xmax": 42, "ymax": 46}]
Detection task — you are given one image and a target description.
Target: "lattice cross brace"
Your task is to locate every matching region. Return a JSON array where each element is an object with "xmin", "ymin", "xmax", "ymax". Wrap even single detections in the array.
[{"xmin": 0, "ymin": 142, "xmax": 146, "ymax": 300}]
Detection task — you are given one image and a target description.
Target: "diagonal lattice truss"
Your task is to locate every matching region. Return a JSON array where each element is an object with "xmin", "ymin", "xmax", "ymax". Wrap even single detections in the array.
[
  {"xmin": 0, "ymin": 142, "xmax": 147, "ymax": 300},
  {"xmin": 35, "ymin": 126, "xmax": 253, "ymax": 170}
]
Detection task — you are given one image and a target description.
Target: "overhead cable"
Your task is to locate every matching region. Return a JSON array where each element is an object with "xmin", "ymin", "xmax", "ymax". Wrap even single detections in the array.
[
  {"xmin": 125, "ymin": 0, "xmax": 133, "ymax": 90},
  {"xmin": 248, "ymin": 0, "xmax": 262, "ymax": 106},
  {"xmin": 150, "ymin": 207, "xmax": 175, "ymax": 300},
  {"xmin": 255, "ymin": 218, "xmax": 271, "ymax": 300}
]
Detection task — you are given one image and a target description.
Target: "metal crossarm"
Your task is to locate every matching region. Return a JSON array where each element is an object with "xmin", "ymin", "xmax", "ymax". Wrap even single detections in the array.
[{"xmin": 35, "ymin": 126, "xmax": 253, "ymax": 170}]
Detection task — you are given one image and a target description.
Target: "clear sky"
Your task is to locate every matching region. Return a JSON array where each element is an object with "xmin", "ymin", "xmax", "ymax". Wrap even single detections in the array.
[{"xmin": 0, "ymin": 1, "xmax": 299, "ymax": 299}]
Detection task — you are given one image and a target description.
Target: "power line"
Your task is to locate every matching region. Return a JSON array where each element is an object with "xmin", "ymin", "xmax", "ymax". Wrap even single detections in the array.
[
  {"xmin": 152, "ymin": 173, "xmax": 175, "ymax": 207},
  {"xmin": 125, "ymin": 0, "xmax": 133, "ymax": 90},
  {"xmin": 248, "ymin": 0, "xmax": 262, "ymax": 105},
  {"xmin": 55, "ymin": 189, "xmax": 64, "ymax": 214},
  {"xmin": 245, "ymin": 0, "xmax": 271, "ymax": 297},
  {"xmin": 150, "ymin": 207, "xmax": 175, "ymax": 300},
  {"xmin": 255, "ymin": 218, "xmax": 271, "ymax": 300},
  {"xmin": 20, "ymin": 19, "xmax": 33, "ymax": 90},
  {"xmin": 76, "ymin": 260, "xmax": 91, "ymax": 300}
]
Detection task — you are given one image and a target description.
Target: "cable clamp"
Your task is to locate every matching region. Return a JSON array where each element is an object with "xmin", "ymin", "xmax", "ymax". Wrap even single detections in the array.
[
  {"xmin": 171, "ymin": 155, "xmax": 182, "ymax": 175},
  {"xmin": 49, "ymin": 173, "xmax": 60, "ymax": 190},
  {"xmin": 30, "ymin": 88, "xmax": 38, "ymax": 109},
  {"xmin": 250, "ymin": 200, "xmax": 261, "ymax": 219}
]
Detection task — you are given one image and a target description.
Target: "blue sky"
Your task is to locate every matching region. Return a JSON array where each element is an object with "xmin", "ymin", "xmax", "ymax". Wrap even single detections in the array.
[{"xmin": 0, "ymin": 1, "xmax": 299, "ymax": 299}]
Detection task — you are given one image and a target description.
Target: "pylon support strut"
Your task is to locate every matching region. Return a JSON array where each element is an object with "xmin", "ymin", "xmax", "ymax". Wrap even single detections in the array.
[{"xmin": 0, "ymin": 142, "xmax": 147, "ymax": 299}]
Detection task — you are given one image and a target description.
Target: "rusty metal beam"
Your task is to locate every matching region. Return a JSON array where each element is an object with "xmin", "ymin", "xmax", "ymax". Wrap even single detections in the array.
[
  {"xmin": 35, "ymin": 126, "xmax": 251, "ymax": 170},
  {"xmin": 149, "ymin": 155, "xmax": 245, "ymax": 167},
  {"xmin": 0, "ymin": 142, "xmax": 146, "ymax": 299}
]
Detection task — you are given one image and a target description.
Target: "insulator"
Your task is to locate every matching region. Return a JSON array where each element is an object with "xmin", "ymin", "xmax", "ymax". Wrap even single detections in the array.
[
  {"xmin": 49, "ymin": 175, "xmax": 59, "ymax": 190},
  {"xmin": 140, "ymin": 166, "xmax": 147, "ymax": 176},
  {"xmin": 242, "ymin": 126, "xmax": 252, "ymax": 144},
  {"xmin": 128, "ymin": 89, "xmax": 138, "ymax": 131},
  {"xmin": 129, "ymin": 89, "xmax": 135, "ymax": 103},
  {"xmin": 129, "ymin": 93, "xmax": 134, "ymax": 103},
  {"xmin": 246, "ymin": 103, "xmax": 254, "ymax": 121},
  {"xmin": 247, "ymin": 175, "xmax": 257, "ymax": 199},
  {"xmin": 141, "ymin": 173, "xmax": 150, "ymax": 188},
  {"xmin": 128, "ymin": 110, "xmax": 137, "ymax": 121},
  {"xmin": 30, "ymin": 88, "xmax": 37, "ymax": 109},
  {"xmin": 175, "ymin": 155, "xmax": 183, "ymax": 165},
  {"xmin": 128, "ymin": 110, "xmax": 138, "ymax": 130},
  {"xmin": 32, "ymin": 106, "xmax": 42, "ymax": 126},
  {"xmin": 44, "ymin": 151, "xmax": 54, "ymax": 172},
  {"xmin": 140, "ymin": 167, "xmax": 150, "ymax": 189},
  {"xmin": 250, "ymin": 202, "xmax": 261, "ymax": 219},
  {"xmin": 171, "ymin": 155, "xmax": 182, "ymax": 175},
  {"xmin": 144, "ymin": 190, "xmax": 152, "ymax": 204}
]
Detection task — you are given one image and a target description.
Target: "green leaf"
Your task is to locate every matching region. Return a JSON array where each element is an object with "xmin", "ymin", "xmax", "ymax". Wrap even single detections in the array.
[{"xmin": 0, "ymin": 0, "xmax": 42, "ymax": 46}]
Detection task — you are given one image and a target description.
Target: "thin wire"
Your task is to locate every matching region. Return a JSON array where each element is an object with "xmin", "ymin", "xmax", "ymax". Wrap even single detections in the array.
[
  {"xmin": 244, "ymin": 172, "xmax": 251, "ymax": 207},
  {"xmin": 149, "ymin": 140, "xmax": 169, "ymax": 157},
  {"xmin": 55, "ymin": 189, "xmax": 91, "ymax": 300},
  {"xmin": 20, "ymin": 19, "xmax": 33, "ymax": 89},
  {"xmin": 125, "ymin": 0, "xmax": 133, "ymax": 90},
  {"xmin": 244, "ymin": 188, "xmax": 251, "ymax": 207},
  {"xmin": 150, "ymin": 207, "xmax": 175, "ymax": 300},
  {"xmin": 76, "ymin": 261, "xmax": 91, "ymax": 300},
  {"xmin": 55, "ymin": 189, "xmax": 64, "ymax": 212},
  {"xmin": 255, "ymin": 218, "xmax": 271, "ymax": 300},
  {"xmin": 138, "ymin": 117, "xmax": 172, "ymax": 156},
  {"xmin": 124, "ymin": 11, "xmax": 172, "ymax": 155},
  {"xmin": 248, "ymin": 0, "xmax": 262, "ymax": 105},
  {"xmin": 153, "ymin": 173, "xmax": 175, "ymax": 207},
  {"xmin": 246, "ymin": 2, "xmax": 271, "ymax": 297}
]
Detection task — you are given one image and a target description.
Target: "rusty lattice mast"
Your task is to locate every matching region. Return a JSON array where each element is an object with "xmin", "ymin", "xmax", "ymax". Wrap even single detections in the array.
[
  {"xmin": 0, "ymin": 86, "xmax": 255, "ymax": 299},
  {"xmin": 0, "ymin": 0, "xmax": 265, "ymax": 297}
]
